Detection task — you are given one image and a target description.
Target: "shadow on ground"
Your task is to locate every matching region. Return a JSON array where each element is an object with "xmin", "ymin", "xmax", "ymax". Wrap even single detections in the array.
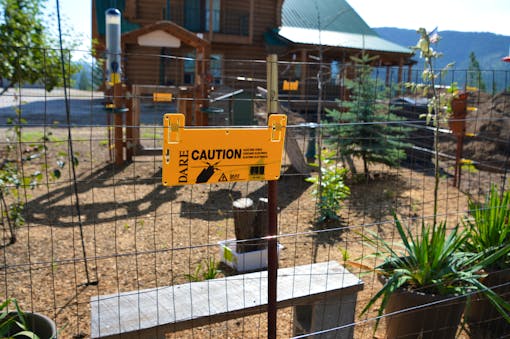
[{"xmin": 24, "ymin": 163, "xmax": 181, "ymax": 227}]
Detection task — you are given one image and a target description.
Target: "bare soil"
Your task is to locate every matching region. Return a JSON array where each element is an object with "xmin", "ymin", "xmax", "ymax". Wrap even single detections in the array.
[{"xmin": 0, "ymin": 90, "xmax": 507, "ymax": 338}]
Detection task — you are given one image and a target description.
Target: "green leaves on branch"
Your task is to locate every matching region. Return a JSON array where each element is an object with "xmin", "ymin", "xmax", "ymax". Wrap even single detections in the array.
[
  {"xmin": 0, "ymin": 0, "xmax": 80, "ymax": 94},
  {"xmin": 1, "ymin": 111, "xmax": 73, "ymax": 245},
  {"xmin": 326, "ymin": 53, "xmax": 412, "ymax": 175},
  {"xmin": 306, "ymin": 150, "xmax": 350, "ymax": 223}
]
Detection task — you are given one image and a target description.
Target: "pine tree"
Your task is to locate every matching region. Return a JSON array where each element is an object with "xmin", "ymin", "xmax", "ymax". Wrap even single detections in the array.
[
  {"xmin": 467, "ymin": 51, "xmax": 486, "ymax": 91},
  {"xmin": 326, "ymin": 54, "xmax": 411, "ymax": 176}
]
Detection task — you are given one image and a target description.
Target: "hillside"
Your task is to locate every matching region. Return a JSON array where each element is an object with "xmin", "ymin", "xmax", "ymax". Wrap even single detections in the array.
[{"xmin": 375, "ymin": 27, "xmax": 510, "ymax": 91}]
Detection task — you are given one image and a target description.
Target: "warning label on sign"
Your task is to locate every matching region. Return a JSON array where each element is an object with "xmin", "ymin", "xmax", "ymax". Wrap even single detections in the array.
[{"xmin": 162, "ymin": 113, "xmax": 287, "ymax": 186}]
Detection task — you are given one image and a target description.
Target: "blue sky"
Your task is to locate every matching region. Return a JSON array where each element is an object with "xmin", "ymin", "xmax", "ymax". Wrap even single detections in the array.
[
  {"xmin": 46, "ymin": 0, "xmax": 510, "ymax": 58},
  {"xmin": 348, "ymin": 0, "xmax": 510, "ymax": 36}
]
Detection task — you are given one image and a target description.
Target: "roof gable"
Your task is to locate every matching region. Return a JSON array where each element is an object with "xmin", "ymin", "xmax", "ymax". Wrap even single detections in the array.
[
  {"xmin": 122, "ymin": 21, "xmax": 209, "ymax": 49},
  {"xmin": 279, "ymin": 0, "xmax": 412, "ymax": 54},
  {"xmin": 282, "ymin": 0, "xmax": 376, "ymax": 36}
]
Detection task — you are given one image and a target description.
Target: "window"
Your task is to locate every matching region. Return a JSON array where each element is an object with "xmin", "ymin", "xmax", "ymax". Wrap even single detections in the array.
[
  {"xmin": 184, "ymin": 0, "xmax": 202, "ymax": 31},
  {"xmin": 184, "ymin": 53, "xmax": 195, "ymax": 85},
  {"xmin": 183, "ymin": 53, "xmax": 222, "ymax": 85},
  {"xmin": 331, "ymin": 60, "xmax": 341, "ymax": 85},
  {"xmin": 205, "ymin": 0, "xmax": 220, "ymax": 32},
  {"xmin": 184, "ymin": 0, "xmax": 220, "ymax": 32},
  {"xmin": 211, "ymin": 54, "xmax": 222, "ymax": 85}
]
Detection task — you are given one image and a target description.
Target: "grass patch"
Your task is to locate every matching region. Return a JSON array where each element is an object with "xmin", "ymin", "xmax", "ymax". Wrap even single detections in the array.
[
  {"xmin": 141, "ymin": 131, "xmax": 162, "ymax": 140},
  {"xmin": 20, "ymin": 131, "xmax": 61, "ymax": 143}
]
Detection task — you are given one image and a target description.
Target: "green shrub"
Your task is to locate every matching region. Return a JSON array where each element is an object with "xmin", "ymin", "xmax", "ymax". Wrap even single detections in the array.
[
  {"xmin": 464, "ymin": 185, "xmax": 510, "ymax": 270},
  {"xmin": 186, "ymin": 258, "xmax": 221, "ymax": 282},
  {"xmin": 306, "ymin": 150, "xmax": 350, "ymax": 223}
]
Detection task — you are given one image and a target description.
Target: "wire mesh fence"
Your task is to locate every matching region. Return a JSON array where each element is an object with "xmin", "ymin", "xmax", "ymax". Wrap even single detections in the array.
[{"xmin": 1, "ymin": 49, "xmax": 510, "ymax": 338}]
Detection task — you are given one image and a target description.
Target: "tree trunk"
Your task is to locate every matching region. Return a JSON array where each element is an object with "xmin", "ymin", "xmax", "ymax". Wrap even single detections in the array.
[
  {"xmin": 233, "ymin": 198, "xmax": 256, "ymax": 253},
  {"xmin": 362, "ymin": 154, "xmax": 369, "ymax": 177},
  {"xmin": 233, "ymin": 197, "xmax": 269, "ymax": 253}
]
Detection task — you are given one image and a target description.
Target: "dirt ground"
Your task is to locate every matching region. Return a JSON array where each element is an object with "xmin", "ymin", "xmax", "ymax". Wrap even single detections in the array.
[{"xmin": 0, "ymin": 90, "xmax": 508, "ymax": 338}]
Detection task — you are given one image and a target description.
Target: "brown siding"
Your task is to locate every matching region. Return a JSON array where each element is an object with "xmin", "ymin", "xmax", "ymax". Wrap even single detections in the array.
[
  {"xmin": 126, "ymin": 44, "xmax": 200, "ymax": 86},
  {"xmin": 119, "ymin": 0, "xmax": 279, "ymax": 87},
  {"xmin": 251, "ymin": 0, "xmax": 277, "ymax": 45},
  {"xmin": 125, "ymin": 0, "xmax": 138, "ymax": 20},
  {"xmin": 125, "ymin": 45, "xmax": 162, "ymax": 85},
  {"xmin": 136, "ymin": 0, "xmax": 165, "ymax": 21},
  {"xmin": 169, "ymin": 0, "xmax": 184, "ymax": 26}
]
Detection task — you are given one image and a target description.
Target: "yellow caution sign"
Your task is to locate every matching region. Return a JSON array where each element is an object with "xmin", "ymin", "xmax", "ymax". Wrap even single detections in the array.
[{"xmin": 162, "ymin": 113, "xmax": 287, "ymax": 186}]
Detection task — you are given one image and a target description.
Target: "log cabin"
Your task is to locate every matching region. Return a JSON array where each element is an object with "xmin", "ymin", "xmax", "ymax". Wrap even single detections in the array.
[{"xmin": 92, "ymin": 0, "xmax": 415, "ymax": 115}]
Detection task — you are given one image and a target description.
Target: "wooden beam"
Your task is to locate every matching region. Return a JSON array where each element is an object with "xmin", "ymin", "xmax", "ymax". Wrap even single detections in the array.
[
  {"xmin": 249, "ymin": 0, "xmax": 254, "ymax": 43},
  {"xmin": 211, "ymin": 34, "xmax": 250, "ymax": 45},
  {"xmin": 276, "ymin": 0, "xmax": 283, "ymax": 26},
  {"xmin": 124, "ymin": 0, "xmax": 137, "ymax": 20},
  {"xmin": 300, "ymin": 49, "xmax": 307, "ymax": 100},
  {"xmin": 90, "ymin": 261, "xmax": 364, "ymax": 338},
  {"xmin": 208, "ymin": 0, "xmax": 213, "ymax": 42},
  {"xmin": 398, "ymin": 56, "xmax": 404, "ymax": 84},
  {"xmin": 113, "ymin": 83, "xmax": 124, "ymax": 165},
  {"xmin": 194, "ymin": 45, "xmax": 211, "ymax": 125}
]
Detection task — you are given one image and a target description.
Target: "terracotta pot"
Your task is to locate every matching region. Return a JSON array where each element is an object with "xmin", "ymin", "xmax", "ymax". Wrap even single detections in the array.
[
  {"xmin": 451, "ymin": 96, "xmax": 468, "ymax": 116},
  {"xmin": 464, "ymin": 269, "xmax": 510, "ymax": 338},
  {"xmin": 384, "ymin": 288, "xmax": 466, "ymax": 339},
  {"xmin": 448, "ymin": 95, "xmax": 468, "ymax": 136}
]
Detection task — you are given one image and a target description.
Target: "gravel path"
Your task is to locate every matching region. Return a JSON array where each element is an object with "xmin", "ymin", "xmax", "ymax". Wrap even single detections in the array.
[{"xmin": 0, "ymin": 88, "xmax": 174, "ymax": 126}]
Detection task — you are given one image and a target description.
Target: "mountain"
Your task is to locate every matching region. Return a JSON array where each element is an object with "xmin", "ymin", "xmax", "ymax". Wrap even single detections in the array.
[{"xmin": 374, "ymin": 27, "xmax": 510, "ymax": 92}]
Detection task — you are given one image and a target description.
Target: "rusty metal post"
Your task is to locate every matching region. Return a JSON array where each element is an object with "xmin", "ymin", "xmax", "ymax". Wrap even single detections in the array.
[
  {"xmin": 449, "ymin": 93, "xmax": 468, "ymax": 188},
  {"xmin": 267, "ymin": 54, "xmax": 278, "ymax": 339},
  {"xmin": 454, "ymin": 134, "xmax": 464, "ymax": 188},
  {"xmin": 125, "ymin": 86, "xmax": 133, "ymax": 162}
]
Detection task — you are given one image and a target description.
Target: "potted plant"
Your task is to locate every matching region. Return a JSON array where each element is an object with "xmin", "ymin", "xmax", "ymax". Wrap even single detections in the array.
[
  {"xmin": 0, "ymin": 298, "xmax": 57, "ymax": 339},
  {"xmin": 360, "ymin": 26, "xmax": 510, "ymax": 339},
  {"xmin": 361, "ymin": 215, "xmax": 510, "ymax": 339},
  {"xmin": 463, "ymin": 185, "xmax": 510, "ymax": 337}
]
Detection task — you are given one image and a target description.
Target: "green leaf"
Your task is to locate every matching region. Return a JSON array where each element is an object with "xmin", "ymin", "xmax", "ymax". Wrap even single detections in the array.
[
  {"xmin": 14, "ymin": 331, "xmax": 38, "ymax": 338},
  {"xmin": 32, "ymin": 171, "xmax": 42, "ymax": 181},
  {"xmin": 52, "ymin": 169, "xmax": 61, "ymax": 179}
]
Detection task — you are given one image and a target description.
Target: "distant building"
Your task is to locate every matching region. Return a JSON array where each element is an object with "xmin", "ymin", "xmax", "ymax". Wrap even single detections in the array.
[{"xmin": 92, "ymin": 0, "xmax": 415, "ymax": 98}]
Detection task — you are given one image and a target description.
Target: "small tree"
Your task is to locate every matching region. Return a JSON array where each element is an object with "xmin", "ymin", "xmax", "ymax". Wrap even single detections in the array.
[
  {"xmin": 467, "ymin": 51, "xmax": 486, "ymax": 91},
  {"xmin": 0, "ymin": 0, "xmax": 79, "ymax": 95},
  {"xmin": 0, "ymin": 112, "xmax": 67, "ymax": 245},
  {"xmin": 326, "ymin": 54, "xmax": 411, "ymax": 176},
  {"xmin": 305, "ymin": 150, "xmax": 350, "ymax": 223}
]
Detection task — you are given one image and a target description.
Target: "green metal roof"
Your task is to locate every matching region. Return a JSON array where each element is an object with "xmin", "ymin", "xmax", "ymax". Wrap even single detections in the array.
[{"xmin": 280, "ymin": 0, "xmax": 412, "ymax": 54}]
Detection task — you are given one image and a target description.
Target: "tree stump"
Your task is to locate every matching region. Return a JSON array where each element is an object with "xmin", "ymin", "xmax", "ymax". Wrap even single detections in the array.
[
  {"xmin": 252, "ymin": 198, "xmax": 269, "ymax": 251},
  {"xmin": 233, "ymin": 198, "xmax": 256, "ymax": 253},
  {"xmin": 233, "ymin": 197, "xmax": 269, "ymax": 253}
]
